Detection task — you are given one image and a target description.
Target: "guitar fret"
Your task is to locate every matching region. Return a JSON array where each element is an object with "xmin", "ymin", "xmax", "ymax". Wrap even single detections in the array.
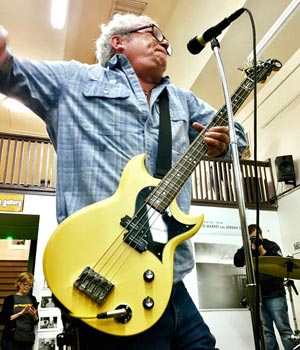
[{"xmin": 149, "ymin": 139, "xmax": 208, "ymax": 212}]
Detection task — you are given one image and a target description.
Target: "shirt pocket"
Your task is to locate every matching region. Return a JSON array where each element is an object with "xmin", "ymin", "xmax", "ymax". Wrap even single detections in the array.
[
  {"xmin": 83, "ymin": 82, "xmax": 130, "ymax": 100},
  {"xmin": 81, "ymin": 82, "xmax": 130, "ymax": 136}
]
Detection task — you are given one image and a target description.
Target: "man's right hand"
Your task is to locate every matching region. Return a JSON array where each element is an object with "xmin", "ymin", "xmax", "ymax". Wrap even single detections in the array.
[{"xmin": 0, "ymin": 26, "xmax": 8, "ymax": 65}]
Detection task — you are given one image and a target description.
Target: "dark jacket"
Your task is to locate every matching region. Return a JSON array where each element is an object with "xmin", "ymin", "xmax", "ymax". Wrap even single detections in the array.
[
  {"xmin": 234, "ymin": 238, "xmax": 286, "ymax": 299},
  {"xmin": 0, "ymin": 294, "xmax": 39, "ymax": 340}
]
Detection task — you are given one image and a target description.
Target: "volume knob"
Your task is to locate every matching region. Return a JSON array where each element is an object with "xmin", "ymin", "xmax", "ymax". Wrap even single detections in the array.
[
  {"xmin": 143, "ymin": 269, "xmax": 155, "ymax": 282},
  {"xmin": 143, "ymin": 296, "xmax": 154, "ymax": 310}
]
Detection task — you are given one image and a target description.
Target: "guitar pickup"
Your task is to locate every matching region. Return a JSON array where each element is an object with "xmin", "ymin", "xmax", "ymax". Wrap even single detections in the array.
[{"xmin": 121, "ymin": 215, "xmax": 148, "ymax": 253}]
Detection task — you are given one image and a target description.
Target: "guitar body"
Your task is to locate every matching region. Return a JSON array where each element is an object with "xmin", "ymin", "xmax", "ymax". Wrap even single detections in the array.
[{"xmin": 43, "ymin": 154, "xmax": 204, "ymax": 336}]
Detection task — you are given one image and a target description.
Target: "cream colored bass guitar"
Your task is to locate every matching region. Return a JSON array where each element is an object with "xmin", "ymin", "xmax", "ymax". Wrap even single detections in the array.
[{"xmin": 43, "ymin": 58, "xmax": 281, "ymax": 336}]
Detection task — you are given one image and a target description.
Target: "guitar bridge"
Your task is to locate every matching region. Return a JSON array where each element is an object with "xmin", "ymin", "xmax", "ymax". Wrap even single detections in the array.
[{"xmin": 73, "ymin": 266, "xmax": 114, "ymax": 305}]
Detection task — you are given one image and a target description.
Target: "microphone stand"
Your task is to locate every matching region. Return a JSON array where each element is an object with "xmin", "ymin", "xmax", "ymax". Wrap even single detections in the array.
[
  {"xmin": 284, "ymin": 279, "xmax": 300, "ymax": 349},
  {"xmin": 210, "ymin": 38, "xmax": 265, "ymax": 350}
]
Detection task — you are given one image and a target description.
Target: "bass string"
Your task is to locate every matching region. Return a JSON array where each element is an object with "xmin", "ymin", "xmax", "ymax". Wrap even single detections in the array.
[
  {"xmin": 93, "ymin": 112, "xmax": 230, "ymax": 280},
  {"xmin": 150, "ymin": 112, "xmax": 229, "ymax": 212},
  {"xmin": 101, "ymin": 207, "xmax": 165, "ymax": 282},
  {"xmin": 90, "ymin": 195, "xmax": 163, "ymax": 280}
]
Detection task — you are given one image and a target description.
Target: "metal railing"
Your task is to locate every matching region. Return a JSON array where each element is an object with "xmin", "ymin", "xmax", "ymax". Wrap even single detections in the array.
[
  {"xmin": 192, "ymin": 156, "xmax": 277, "ymax": 210},
  {"xmin": 0, "ymin": 133, "xmax": 277, "ymax": 209},
  {"xmin": 0, "ymin": 133, "xmax": 56, "ymax": 195}
]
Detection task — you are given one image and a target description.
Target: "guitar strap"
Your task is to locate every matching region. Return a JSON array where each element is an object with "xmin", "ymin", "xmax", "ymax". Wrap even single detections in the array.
[{"xmin": 154, "ymin": 88, "xmax": 172, "ymax": 179}]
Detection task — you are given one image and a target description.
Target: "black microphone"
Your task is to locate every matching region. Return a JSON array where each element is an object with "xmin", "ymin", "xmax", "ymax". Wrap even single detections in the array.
[{"xmin": 187, "ymin": 8, "xmax": 245, "ymax": 55}]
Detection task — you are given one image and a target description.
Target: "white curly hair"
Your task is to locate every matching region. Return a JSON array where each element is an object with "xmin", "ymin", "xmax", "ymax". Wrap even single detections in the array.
[{"xmin": 95, "ymin": 13, "xmax": 156, "ymax": 67}]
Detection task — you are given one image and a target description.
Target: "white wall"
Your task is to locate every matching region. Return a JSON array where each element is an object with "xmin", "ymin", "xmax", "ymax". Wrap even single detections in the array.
[{"xmin": 20, "ymin": 194, "xmax": 57, "ymax": 299}]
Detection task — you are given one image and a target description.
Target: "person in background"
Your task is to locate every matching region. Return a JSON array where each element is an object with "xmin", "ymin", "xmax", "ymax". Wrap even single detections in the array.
[
  {"xmin": 0, "ymin": 12, "xmax": 247, "ymax": 350},
  {"xmin": 234, "ymin": 224, "xmax": 295, "ymax": 350},
  {"xmin": 0, "ymin": 272, "xmax": 39, "ymax": 350}
]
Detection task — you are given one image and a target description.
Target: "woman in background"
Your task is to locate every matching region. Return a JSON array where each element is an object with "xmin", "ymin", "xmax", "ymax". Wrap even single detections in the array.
[{"xmin": 0, "ymin": 272, "xmax": 39, "ymax": 350}]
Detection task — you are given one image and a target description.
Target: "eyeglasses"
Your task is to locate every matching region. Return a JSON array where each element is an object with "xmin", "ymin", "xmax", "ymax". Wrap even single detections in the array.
[
  {"xmin": 22, "ymin": 282, "xmax": 33, "ymax": 288},
  {"xmin": 127, "ymin": 24, "xmax": 173, "ymax": 56}
]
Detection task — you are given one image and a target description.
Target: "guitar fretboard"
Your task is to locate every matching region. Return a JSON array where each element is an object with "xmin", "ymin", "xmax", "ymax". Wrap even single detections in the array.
[{"xmin": 146, "ymin": 59, "xmax": 280, "ymax": 213}]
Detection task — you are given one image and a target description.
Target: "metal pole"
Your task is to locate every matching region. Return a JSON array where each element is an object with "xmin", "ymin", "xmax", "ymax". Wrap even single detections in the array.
[{"xmin": 210, "ymin": 37, "xmax": 265, "ymax": 350}]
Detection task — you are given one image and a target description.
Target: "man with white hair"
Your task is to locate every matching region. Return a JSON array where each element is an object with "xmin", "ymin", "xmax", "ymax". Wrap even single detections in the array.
[{"xmin": 0, "ymin": 13, "xmax": 247, "ymax": 349}]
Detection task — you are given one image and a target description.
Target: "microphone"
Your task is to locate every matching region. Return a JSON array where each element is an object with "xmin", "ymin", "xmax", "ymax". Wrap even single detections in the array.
[{"xmin": 187, "ymin": 8, "xmax": 245, "ymax": 55}]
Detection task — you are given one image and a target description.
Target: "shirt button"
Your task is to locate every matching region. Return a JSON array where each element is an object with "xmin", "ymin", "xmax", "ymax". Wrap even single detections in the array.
[{"xmin": 103, "ymin": 89, "xmax": 109, "ymax": 94}]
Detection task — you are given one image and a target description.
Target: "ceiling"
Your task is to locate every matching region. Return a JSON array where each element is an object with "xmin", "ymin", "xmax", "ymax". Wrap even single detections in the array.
[{"xmin": 0, "ymin": 0, "xmax": 299, "ymax": 137}]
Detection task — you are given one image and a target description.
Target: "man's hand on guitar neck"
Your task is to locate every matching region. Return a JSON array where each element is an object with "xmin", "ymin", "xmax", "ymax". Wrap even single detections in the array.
[{"xmin": 192, "ymin": 122, "xmax": 229, "ymax": 157}]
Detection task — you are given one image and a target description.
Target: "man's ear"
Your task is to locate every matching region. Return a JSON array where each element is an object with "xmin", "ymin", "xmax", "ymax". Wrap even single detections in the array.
[{"xmin": 111, "ymin": 35, "xmax": 125, "ymax": 53}]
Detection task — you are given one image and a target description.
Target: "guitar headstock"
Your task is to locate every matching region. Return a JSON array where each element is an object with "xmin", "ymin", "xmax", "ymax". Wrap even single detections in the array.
[{"xmin": 244, "ymin": 58, "xmax": 282, "ymax": 84}]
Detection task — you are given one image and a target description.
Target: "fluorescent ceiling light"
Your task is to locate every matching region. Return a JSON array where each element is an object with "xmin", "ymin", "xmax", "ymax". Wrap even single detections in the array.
[{"xmin": 51, "ymin": 0, "xmax": 69, "ymax": 30}]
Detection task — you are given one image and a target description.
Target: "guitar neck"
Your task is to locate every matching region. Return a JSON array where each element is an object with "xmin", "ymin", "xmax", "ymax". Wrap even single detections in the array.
[{"xmin": 147, "ymin": 75, "xmax": 255, "ymax": 213}]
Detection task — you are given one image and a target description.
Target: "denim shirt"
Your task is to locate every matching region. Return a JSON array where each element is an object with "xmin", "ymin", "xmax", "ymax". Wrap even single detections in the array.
[{"xmin": 0, "ymin": 53, "xmax": 247, "ymax": 282}]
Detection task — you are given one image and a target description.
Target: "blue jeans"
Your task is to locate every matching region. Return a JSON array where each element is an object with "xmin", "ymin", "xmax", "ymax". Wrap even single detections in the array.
[
  {"xmin": 261, "ymin": 296, "xmax": 294, "ymax": 350},
  {"xmin": 77, "ymin": 281, "xmax": 217, "ymax": 350}
]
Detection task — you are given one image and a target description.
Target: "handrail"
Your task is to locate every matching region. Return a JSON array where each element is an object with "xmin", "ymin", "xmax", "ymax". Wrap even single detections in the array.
[
  {"xmin": 0, "ymin": 132, "xmax": 56, "ymax": 195},
  {"xmin": 191, "ymin": 156, "xmax": 277, "ymax": 210},
  {"xmin": 0, "ymin": 133, "xmax": 277, "ymax": 209}
]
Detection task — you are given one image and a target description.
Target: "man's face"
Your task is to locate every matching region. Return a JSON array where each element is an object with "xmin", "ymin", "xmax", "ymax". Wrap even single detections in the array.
[
  {"xmin": 249, "ymin": 229, "xmax": 263, "ymax": 247},
  {"xmin": 116, "ymin": 21, "xmax": 171, "ymax": 83},
  {"xmin": 249, "ymin": 229, "xmax": 263, "ymax": 240}
]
